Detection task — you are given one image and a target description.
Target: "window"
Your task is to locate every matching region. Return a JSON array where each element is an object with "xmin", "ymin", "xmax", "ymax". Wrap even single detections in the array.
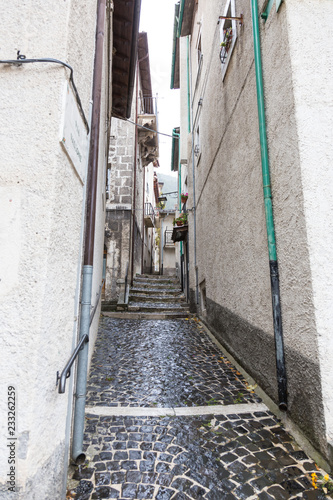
[
  {"xmin": 194, "ymin": 23, "xmax": 203, "ymax": 94},
  {"xmin": 219, "ymin": 0, "xmax": 238, "ymax": 81},
  {"xmin": 197, "ymin": 33, "xmax": 202, "ymax": 66},
  {"xmin": 194, "ymin": 123, "xmax": 201, "ymax": 164}
]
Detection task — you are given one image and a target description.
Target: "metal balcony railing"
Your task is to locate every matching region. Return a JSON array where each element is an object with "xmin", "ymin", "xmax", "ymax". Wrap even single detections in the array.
[
  {"xmin": 139, "ymin": 96, "xmax": 156, "ymax": 115},
  {"xmin": 144, "ymin": 203, "xmax": 155, "ymax": 228},
  {"xmin": 164, "ymin": 230, "xmax": 174, "ymax": 247}
]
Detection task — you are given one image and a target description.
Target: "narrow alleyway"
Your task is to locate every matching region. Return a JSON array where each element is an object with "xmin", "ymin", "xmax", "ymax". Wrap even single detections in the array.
[{"xmin": 67, "ymin": 276, "xmax": 331, "ymax": 500}]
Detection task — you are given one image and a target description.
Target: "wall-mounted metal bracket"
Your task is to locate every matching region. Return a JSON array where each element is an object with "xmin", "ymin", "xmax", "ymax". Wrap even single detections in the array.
[
  {"xmin": 219, "ymin": 14, "xmax": 243, "ymax": 26},
  {"xmin": 261, "ymin": 0, "xmax": 283, "ymax": 22}
]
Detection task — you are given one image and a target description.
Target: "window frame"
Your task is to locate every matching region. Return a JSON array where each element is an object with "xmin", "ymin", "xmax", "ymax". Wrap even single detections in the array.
[{"xmin": 219, "ymin": 0, "xmax": 238, "ymax": 81}]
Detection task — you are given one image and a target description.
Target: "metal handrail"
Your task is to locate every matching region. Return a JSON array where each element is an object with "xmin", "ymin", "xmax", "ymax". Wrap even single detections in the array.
[
  {"xmin": 90, "ymin": 279, "xmax": 105, "ymax": 326},
  {"xmin": 124, "ymin": 262, "xmax": 130, "ymax": 303},
  {"xmin": 56, "ymin": 335, "xmax": 89, "ymax": 394},
  {"xmin": 124, "ymin": 262, "xmax": 129, "ymax": 294}
]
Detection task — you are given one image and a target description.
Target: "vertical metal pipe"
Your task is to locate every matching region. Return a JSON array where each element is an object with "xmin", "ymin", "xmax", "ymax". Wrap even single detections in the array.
[
  {"xmin": 187, "ymin": 36, "xmax": 191, "ymax": 133},
  {"xmin": 71, "ymin": 266, "xmax": 93, "ymax": 463},
  {"xmin": 161, "ymin": 219, "xmax": 164, "ymax": 275},
  {"xmin": 188, "ymin": 36, "xmax": 199, "ymax": 304},
  {"xmin": 72, "ymin": 0, "xmax": 106, "ymax": 463},
  {"xmin": 84, "ymin": 0, "xmax": 106, "ymax": 267},
  {"xmin": 130, "ymin": 66, "xmax": 139, "ymax": 286},
  {"xmin": 251, "ymin": 0, "xmax": 287, "ymax": 410},
  {"xmin": 141, "ymin": 166, "xmax": 145, "ymax": 273}
]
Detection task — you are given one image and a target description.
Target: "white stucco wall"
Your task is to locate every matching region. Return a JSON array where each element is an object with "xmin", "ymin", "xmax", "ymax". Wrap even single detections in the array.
[
  {"xmin": 161, "ymin": 214, "xmax": 177, "ymax": 274},
  {"xmin": 285, "ymin": 0, "xmax": 333, "ymax": 448},
  {"xmin": 0, "ymin": 1, "xmax": 109, "ymax": 497},
  {"xmin": 179, "ymin": 0, "xmax": 331, "ymax": 462}
]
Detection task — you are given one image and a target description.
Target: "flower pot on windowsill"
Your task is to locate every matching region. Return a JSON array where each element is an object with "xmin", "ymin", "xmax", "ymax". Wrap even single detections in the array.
[{"xmin": 176, "ymin": 221, "xmax": 183, "ymax": 226}]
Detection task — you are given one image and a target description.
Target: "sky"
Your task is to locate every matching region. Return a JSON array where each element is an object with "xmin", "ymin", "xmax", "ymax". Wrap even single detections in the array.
[{"xmin": 139, "ymin": 0, "xmax": 179, "ymax": 177}]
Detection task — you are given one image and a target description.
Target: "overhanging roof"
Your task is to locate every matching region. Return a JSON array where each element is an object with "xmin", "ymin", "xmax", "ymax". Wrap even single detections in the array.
[
  {"xmin": 138, "ymin": 32, "xmax": 154, "ymax": 114},
  {"xmin": 170, "ymin": 0, "xmax": 196, "ymax": 89},
  {"xmin": 170, "ymin": 3, "xmax": 180, "ymax": 89},
  {"xmin": 112, "ymin": 0, "xmax": 142, "ymax": 119},
  {"xmin": 179, "ymin": 0, "xmax": 196, "ymax": 37}
]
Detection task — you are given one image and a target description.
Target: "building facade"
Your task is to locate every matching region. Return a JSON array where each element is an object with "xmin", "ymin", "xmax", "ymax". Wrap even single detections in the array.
[
  {"xmin": 172, "ymin": 0, "xmax": 333, "ymax": 469},
  {"xmin": 104, "ymin": 31, "xmax": 159, "ymax": 304},
  {"xmin": 0, "ymin": 0, "xmax": 141, "ymax": 497}
]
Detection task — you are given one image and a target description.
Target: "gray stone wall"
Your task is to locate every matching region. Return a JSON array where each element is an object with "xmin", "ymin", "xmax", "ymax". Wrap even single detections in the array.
[
  {"xmin": 108, "ymin": 119, "xmax": 135, "ymax": 206},
  {"xmin": 105, "ymin": 209, "xmax": 131, "ymax": 301}
]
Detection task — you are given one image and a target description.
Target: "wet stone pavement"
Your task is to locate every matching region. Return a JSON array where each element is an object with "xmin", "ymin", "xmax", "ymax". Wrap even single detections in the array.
[
  {"xmin": 85, "ymin": 319, "xmax": 260, "ymax": 408},
  {"xmin": 68, "ymin": 317, "xmax": 333, "ymax": 499}
]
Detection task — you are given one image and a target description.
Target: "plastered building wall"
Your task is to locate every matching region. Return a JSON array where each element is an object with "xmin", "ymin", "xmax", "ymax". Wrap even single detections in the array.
[
  {"xmin": 161, "ymin": 214, "xmax": 177, "ymax": 275},
  {"xmin": 143, "ymin": 163, "xmax": 156, "ymax": 274},
  {"xmin": 180, "ymin": 0, "xmax": 333, "ymax": 464},
  {"xmin": 284, "ymin": 0, "xmax": 333, "ymax": 459},
  {"xmin": 105, "ymin": 66, "xmax": 158, "ymax": 292},
  {"xmin": 0, "ymin": 1, "xmax": 109, "ymax": 497}
]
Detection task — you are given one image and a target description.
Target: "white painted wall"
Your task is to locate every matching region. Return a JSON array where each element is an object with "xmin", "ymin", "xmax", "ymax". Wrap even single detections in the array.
[
  {"xmin": 285, "ymin": 0, "xmax": 333, "ymax": 448},
  {"xmin": 178, "ymin": 0, "xmax": 332, "ymax": 464},
  {"xmin": 0, "ymin": 1, "xmax": 109, "ymax": 497}
]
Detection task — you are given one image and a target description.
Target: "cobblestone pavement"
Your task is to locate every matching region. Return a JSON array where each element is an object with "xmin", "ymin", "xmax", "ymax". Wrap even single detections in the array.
[
  {"xmin": 86, "ymin": 319, "xmax": 260, "ymax": 408},
  {"xmin": 68, "ymin": 317, "xmax": 333, "ymax": 499}
]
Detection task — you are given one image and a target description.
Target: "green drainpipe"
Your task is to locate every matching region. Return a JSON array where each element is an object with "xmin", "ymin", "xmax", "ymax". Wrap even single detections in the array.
[
  {"xmin": 251, "ymin": 0, "xmax": 287, "ymax": 410},
  {"xmin": 187, "ymin": 36, "xmax": 191, "ymax": 133}
]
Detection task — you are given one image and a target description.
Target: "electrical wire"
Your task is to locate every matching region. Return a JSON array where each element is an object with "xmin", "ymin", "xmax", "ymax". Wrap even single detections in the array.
[
  {"xmin": 113, "ymin": 115, "xmax": 179, "ymax": 139},
  {"xmin": 0, "ymin": 54, "xmax": 89, "ymax": 132}
]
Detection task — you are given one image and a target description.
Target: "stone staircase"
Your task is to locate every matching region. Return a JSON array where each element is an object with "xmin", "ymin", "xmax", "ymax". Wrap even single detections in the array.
[{"xmin": 102, "ymin": 274, "xmax": 190, "ymax": 319}]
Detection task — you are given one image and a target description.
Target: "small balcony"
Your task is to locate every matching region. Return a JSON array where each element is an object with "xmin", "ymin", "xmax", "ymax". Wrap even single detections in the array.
[
  {"xmin": 137, "ymin": 114, "xmax": 159, "ymax": 167},
  {"xmin": 144, "ymin": 203, "xmax": 155, "ymax": 228},
  {"xmin": 172, "ymin": 224, "xmax": 188, "ymax": 242},
  {"xmin": 164, "ymin": 230, "xmax": 174, "ymax": 248}
]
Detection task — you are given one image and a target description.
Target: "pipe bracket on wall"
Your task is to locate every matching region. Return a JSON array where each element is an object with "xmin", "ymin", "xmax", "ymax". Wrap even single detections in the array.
[{"xmin": 218, "ymin": 14, "xmax": 243, "ymax": 26}]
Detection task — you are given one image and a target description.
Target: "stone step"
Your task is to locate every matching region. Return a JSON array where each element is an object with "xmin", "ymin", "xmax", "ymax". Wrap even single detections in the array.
[
  {"xmin": 136, "ymin": 274, "xmax": 178, "ymax": 281},
  {"xmin": 130, "ymin": 288, "xmax": 183, "ymax": 296},
  {"xmin": 128, "ymin": 303, "xmax": 189, "ymax": 313},
  {"xmin": 102, "ymin": 311, "xmax": 190, "ymax": 319},
  {"xmin": 132, "ymin": 282, "xmax": 181, "ymax": 290},
  {"xmin": 134, "ymin": 276, "xmax": 179, "ymax": 285},
  {"xmin": 101, "ymin": 302, "xmax": 118, "ymax": 312},
  {"xmin": 129, "ymin": 294, "xmax": 186, "ymax": 303}
]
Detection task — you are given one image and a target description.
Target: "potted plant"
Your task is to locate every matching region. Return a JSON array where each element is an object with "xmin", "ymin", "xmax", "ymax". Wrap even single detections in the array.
[
  {"xmin": 181, "ymin": 192, "xmax": 188, "ymax": 204},
  {"xmin": 220, "ymin": 27, "xmax": 233, "ymax": 64},
  {"xmin": 178, "ymin": 213, "xmax": 188, "ymax": 226}
]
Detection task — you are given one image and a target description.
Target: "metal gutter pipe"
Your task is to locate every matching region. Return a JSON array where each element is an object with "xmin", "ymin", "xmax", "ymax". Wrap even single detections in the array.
[
  {"xmin": 130, "ymin": 66, "xmax": 139, "ymax": 286},
  {"xmin": 251, "ymin": 0, "xmax": 287, "ymax": 411},
  {"xmin": 141, "ymin": 165, "xmax": 145, "ymax": 273},
  {"xmin": 72, "ymin": 0, "xmax": 106, "ymax": 463},
  {"xmin": 187, "ymin": 36, "xmax": 191, "ymax": 133},
  {"xmin": 188, "ymin": 36, "xmax": 199, "ymax": 305},
  {"xmin": 175, "ymin": 131, "xmax": 183, "ymax": 261}
]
